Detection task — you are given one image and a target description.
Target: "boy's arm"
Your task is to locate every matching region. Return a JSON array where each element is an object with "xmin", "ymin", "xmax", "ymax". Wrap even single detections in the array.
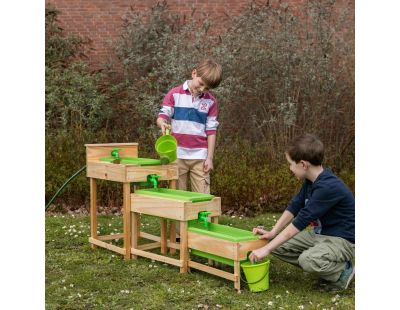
[
  {"xmin": 204, "ymin": 134, "xmax": 216, "ymax": 173},
  {"xmin": 204, "ymin": 96, "xmax": 218, "ymax": 173},
  {"xmin": 254, "ymin": 210, "xmax": 294, "ymax": 239},
  {"xmin": 291, "ymin": 183, "xmax": 342, "ymax": 232},
  {"xmin": 250, "ymin": 223, "xmax": 300, "ymax": 263},
  {"xmin": 157, "ymin": 89, "xmax": 175, "ymax": 134}
]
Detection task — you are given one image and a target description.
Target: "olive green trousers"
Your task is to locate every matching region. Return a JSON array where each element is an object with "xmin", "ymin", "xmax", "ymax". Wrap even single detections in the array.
[{"xmin": 272, "ymin": 230, "xmax": 355, "ymax": 282}]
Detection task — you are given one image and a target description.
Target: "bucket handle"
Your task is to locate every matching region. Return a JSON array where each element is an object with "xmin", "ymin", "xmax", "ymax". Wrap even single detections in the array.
[{"xmin": 240, "ymin": 269, "xmax": 269, "ymax": 285}]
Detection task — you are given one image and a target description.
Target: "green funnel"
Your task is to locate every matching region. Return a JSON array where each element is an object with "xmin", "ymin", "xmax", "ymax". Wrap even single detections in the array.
[{"xmin": 155, "ymin": 128, "xmax": 177, "ymax": 164}]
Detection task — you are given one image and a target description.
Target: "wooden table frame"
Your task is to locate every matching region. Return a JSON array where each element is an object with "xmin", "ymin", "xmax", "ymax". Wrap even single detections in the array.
[
  {"xmin": 130, "ymin": 194, "xmax": 221, "ymax": 273},
  {"xmin": 85, "ymin": 143, "xmax": 178, "ymax": 260}
]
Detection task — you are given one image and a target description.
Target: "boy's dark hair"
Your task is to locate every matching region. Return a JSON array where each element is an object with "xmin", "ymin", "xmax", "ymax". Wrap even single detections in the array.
[
  {"xmin": 195, "ymin": 59, "xmax": 222, "ymax": 89},
  {"xmin": 286, "ymin": 133, "xmax": 324, "ymax": 165}
]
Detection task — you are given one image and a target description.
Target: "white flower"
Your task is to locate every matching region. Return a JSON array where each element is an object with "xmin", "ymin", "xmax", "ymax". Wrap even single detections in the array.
[
  {"xmin": 63, "ymin": 286, "xmax": 67, "ymax": 290},
  {"xmin": 77, "ymin": 293, "xmax": 81, "ymax": 298},
  {"xmin": 275, "ymin": 295, "xmax": 281, "ymax": 299},
  {"xmin": 69, "ymin": 284, "xmax": 74, "ymax": 287},
  {"xmin": 62, "ymin": 279, "xmax": 65, "ymax": 283},
  {"xmin": 149, "ymin": 264, "xmax": 153, "ymax": 268},
  {"xmin": 298, "ymin": 306, "xmax": 304, "ymax": 310},
  {"xmin": 109, "ymin": 224, "xmax": 112, "ymax": 226},
  {"xmin": 216, "ymin": 305, "xmax": 222, "ymax": 308},
  {"xmin": 286, "ymin": 290, "xmax": 290, "ymax": 294},
  {"xmin": 268, "ymin": 301, "xmax": 273, "ymax": 306},
  {"xmin": 231, "ymin": 215, "xmax": 236, "ymax": 218}
]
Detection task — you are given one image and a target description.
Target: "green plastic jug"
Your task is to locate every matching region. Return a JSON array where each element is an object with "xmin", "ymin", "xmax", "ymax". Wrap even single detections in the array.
[{"xmin": 155, "ymin": 128, "xmax": 177, "ymax": 164}]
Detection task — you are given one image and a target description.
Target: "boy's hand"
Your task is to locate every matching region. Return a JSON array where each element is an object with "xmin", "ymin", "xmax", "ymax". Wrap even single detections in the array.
[
  {"xmin": 203, "ymin": 158, "xmax": 214, "ymax": 173},
  {"xmin": 160, "ymin": 122, "xmax": 171, "ymax": 135},
  {"xmin": 249, "ymin": 246, "xmax": 270, "ymax": 263},
  {"xmin": 252, "ymin": 227, "xmax": 277, "ymax": 240}
]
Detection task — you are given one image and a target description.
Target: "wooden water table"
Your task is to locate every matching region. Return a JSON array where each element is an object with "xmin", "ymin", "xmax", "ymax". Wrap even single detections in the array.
[
  {"xmin": 86, "ymin": 142, "xmax": 267, "ymax": 291},
  {"xmin": 131, "ymin": 189, "xmax": 267, "ymax": 291},
  {"xmin": 85, "ymin": 142, "xmax": 179, "ymax": 259}
]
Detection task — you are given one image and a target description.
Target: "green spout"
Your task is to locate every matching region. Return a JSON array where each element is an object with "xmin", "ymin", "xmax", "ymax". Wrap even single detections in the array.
[
  {"xmin": 147, "ymin": 174, "xmax": 160, "ymax": 189},
  {"xmin": 198, "ymin": 211, "xmax": 212, "ymax": 229},
  {"xmin": 111, "ymin": 148, "xmax": 122, "ymax": 163},
  {"xmin": 133, "ymin": 174, "xmax": 160, "ymax": 188}
]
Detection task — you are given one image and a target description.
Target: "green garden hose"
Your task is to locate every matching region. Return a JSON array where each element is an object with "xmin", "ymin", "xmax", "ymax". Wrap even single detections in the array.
[{"xmin": 45, "ymin": 165, "xmax": 87, "ymax": 211}]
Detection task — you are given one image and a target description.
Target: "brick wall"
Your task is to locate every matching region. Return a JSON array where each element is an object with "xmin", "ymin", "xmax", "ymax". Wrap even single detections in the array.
[{"xmin": 48, "ymin": 0, "xmax": 351, "ymax": 69}]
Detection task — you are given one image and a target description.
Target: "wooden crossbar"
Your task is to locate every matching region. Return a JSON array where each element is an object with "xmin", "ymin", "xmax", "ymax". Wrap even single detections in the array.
[
  {"xmin": 188, "ymin": 260, "xmax": 235, "ymax": 281},
  {"xmin": 97, "ymin": 233, "xmax": 124, "ymax": 241},
  {"xmin": 89, "ymin": 237, "xmax": 125, "ymax": 255},
  {"xmin": 131, "ymin": 248, "xmax": 183, "ymax": 267}
]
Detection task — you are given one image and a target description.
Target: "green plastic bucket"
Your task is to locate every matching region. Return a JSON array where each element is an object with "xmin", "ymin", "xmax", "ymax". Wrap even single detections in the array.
[
  {"xmin": 155, "ymin": 128, "xmax": 177, "ymax": 164},
  {"xmin": 241, "ymin": 259, "xmax": 270, "ymax": 292}
]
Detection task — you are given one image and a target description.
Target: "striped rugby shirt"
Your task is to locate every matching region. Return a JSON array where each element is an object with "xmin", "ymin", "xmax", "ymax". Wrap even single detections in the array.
[{"xmin": 158, "ymin": 80, "xmax": 219, "ymax": 160}]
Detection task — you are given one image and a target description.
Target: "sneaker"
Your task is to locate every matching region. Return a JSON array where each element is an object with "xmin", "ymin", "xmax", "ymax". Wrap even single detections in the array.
[
  {"xmin": 324, "ymin": 261, "xmax": 355, "ymax": 292},
  {"xmin": 316, "ymin": 278, "xmax": 331, "ymax": 287}
]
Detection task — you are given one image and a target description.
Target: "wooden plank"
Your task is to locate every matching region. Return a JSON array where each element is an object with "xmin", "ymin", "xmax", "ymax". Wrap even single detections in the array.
[
  {"xmin": 180, "ymin": 221, "xmax": 188, "ymax": 273},
  {"xmin": 137, "ymin": 242, "xmax": 161, "ymax": 251},
  {"xmin": 208, "ymin": 216, "xmax": 219, "ymax": 266},
  {"xmin": 131, "ymin": 213, "xmax": 140, "ymax": 259},
  {"xmin": 123, "ymin": 183, "xmax": 131, "ymax": 260},
  {"xmin": 89, "ymin": 237, "xmax": 125, "ymax": 255},
  {"xmin": 131, "ymin": 248, "xmax": 183, "ymax": 267},
  {"xmin": 169, "ymin": 220, "xmax": 177, "ymax": 255},
  {"xmin": 139, "ymin": 231, "xmax": 160, "ymax": 242},
  {"xmin": 188, "ymin": 260, "xmax": 235, "ymax": 281},
  {"xmin": 131, "ymin": 194, "xmax": 185, "ymax": 220},
  {"xmin": 183, "ymin": 197, "xmax": 221, "ymax": 221},
  {"xmin": 169, "ymin": 177, "xmax": 177, "ymax": 254},
  {"xmin": 160, "ymin": 219, "xmax": 167, "ymax": 254},
  {"xmin": 85, "ymin": 143, "xmax": 139, "ymax": 147},
  {"xmin": 188, "ymin": 232, "xmax": 236, "ymax": 259},
  {"xmin": 90, "ymin": 178, "xmax": 97, "ymax": 249},
  {"xmin": 238, "ymin": 239, "xmax": 268, "ymax": 260},
  {"xmin": 126, "ymin": 164, "xmax": 178, "ymax": 182},
  {"xmin": 167, "ymin": 241, "xmax": 180, "ymax": 250},
  {"xmin": 234, "ymin": 260, "xmax": 241, "ymax": 292},
  {"xmin": 85, "ymin": 143, "xmax": 138, "ymax": 162},
  {"xmin": 86, "ymin": 162, "xmax": 127, "ymax": 182},
  {"xmin": 97, "ymin": 233, "xmax": 124, "ymax": 241}
]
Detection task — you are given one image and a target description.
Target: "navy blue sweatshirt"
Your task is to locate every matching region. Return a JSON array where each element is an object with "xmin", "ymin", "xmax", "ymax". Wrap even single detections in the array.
[{"xmin": 286, "ymin": 168, "xmax": 355, "ymax": 243}]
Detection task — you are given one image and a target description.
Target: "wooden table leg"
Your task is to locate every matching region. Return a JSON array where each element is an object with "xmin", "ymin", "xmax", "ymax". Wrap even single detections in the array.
[
  {"xmin": 180, "ymin": 221, "xmax": 188, "ymax": 273},
  {"xmin": 131, "ymin": 212, "xmax": 140, "ymax": 259},
  {"xmin": 208, "ymin": 216, "xmax": 219, "ymax": 267},
  {"xmin": 169, "ymin": 179, "xmax": 177, "ymax": 254},
  {"xmin": 160, "ymin": 219, "xmax": 167, "ymax": 254},
  {"xmin": 123, "ymin": 182, "xmax": 131, "ymax": 260},
  {"xmin": 90, "ymin": 178, "xmax": 97, "ymax": 249},
  {"xmin": 169, "ymin": 220, "xmax": 176, "ymax": 255},
  {"xmin": 234, "ymin": 260, "xmax": 241, "ymax": 292}
]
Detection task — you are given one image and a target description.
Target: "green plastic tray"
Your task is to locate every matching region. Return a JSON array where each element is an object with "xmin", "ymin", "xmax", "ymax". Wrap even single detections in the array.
[
  {"xmin": 100, "ymin": 157, "xmax": 161, "ymax": 166},
  {"xmin": 188, "ymin": 222, "xmax": 258, "ymax": 265},
  {"xmin": 188, "ymin": 222, "xmax": 259, "ymax": 242},
  {"xmin": 190, "ymin": 249, "xmax": 239, "ymax": 266},
  {"xmin": 134, "ymin": 188, "xmax": 214, "ymax": 203}
]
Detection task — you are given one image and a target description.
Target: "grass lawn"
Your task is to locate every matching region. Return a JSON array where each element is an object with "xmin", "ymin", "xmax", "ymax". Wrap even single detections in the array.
[{"xmin": 46, "ymin": 213, "xmax": 355, "ymax": 309}]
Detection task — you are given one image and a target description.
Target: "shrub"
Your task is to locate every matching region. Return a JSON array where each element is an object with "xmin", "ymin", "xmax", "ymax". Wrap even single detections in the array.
[{"xmin": 45, "ymin": 1, "xmax": 354, "ymax": 214}]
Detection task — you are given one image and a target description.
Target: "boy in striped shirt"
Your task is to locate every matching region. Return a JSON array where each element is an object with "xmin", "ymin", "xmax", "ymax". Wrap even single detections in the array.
[{"xmin": 156, "ymin": 59, "xmax": 222, "ymax": 194}]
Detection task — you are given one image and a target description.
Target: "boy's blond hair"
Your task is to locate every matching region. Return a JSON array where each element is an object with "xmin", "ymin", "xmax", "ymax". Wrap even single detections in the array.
[{"xmin": 195, "ymin": 59, "xmax": 222, "ymax": 89}]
